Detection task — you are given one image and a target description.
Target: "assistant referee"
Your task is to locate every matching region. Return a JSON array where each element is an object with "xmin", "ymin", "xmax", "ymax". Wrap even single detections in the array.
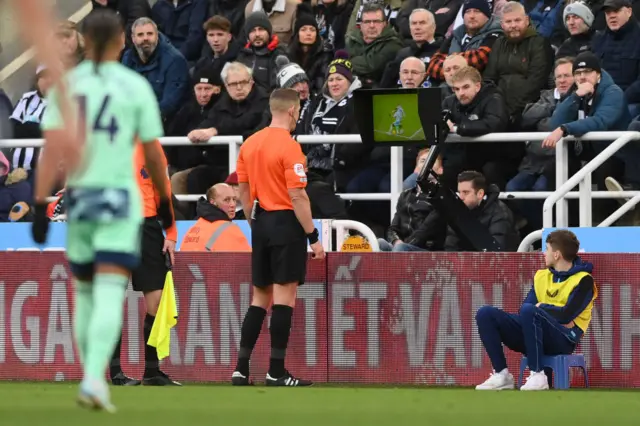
[
  {"xmin": 110, "ymin": 141, "xmax": 181, "ymax": 386},
  {"xmin": 231, "ymin": 88, "xmax": 325, "ymax": 387}
]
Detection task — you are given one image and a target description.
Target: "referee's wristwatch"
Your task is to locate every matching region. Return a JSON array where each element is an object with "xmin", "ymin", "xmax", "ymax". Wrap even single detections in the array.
[{"xmin": 307, "ymin": 228, "xmax": 319, "ymax": 245}]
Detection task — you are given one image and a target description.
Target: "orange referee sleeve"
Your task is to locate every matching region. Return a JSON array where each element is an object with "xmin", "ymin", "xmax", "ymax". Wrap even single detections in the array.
[{"xmin": 155, "ymin": 141, "xmax": 178, "ymax": 242}]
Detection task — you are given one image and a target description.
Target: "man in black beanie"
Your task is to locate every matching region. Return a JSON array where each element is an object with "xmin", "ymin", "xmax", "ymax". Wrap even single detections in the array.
[
  {"xmin": 426, "ymin": 0, "xmax": 503, "ymax": 83},
  {"xmin": 543, "ymin": 52, "xmax": 637, "ymax": 196},
  {"xmin": 244, "ymin": 0, "xmax": 298, "ymax": 45},
  {"xmin": 237, "ymin": 11, "xmax": 287, "ymax": 92}
]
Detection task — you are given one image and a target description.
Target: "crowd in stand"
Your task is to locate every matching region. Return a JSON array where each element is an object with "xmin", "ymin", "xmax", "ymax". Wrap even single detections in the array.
[{"xmin": 1, "ymin": 0, "xmax": 640, "ymax": 252}]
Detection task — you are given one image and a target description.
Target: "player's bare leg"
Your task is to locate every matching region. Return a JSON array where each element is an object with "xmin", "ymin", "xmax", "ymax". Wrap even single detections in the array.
[
  {"xmin": 232, "ymin": 286, "xmax": 273, "ymax": 385},
  {"xmin": 265, "ymin": 282, "xmax": 312, "ymax": 387}
]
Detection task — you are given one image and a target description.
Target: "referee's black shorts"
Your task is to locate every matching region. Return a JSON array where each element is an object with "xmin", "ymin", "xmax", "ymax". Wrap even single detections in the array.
[
  {"xmin": 131, "ymin": 217, "xmax": 168, "ymax": 293},
  {"xmin": 251, "ymin": 209, "xmax": 307, "ymax": 288}
]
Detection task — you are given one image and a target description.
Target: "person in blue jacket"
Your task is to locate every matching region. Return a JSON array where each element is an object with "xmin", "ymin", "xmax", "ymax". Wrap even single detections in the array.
[
  {"xmin": 121, "ymin": 17, "xmax": 190, "ymax": 122},
  {"xmin": 523, "ymin": 0, "xmax": 565, "ymax": 39},
  {"xmin": 475, "ymin": 229, "xmax": 597, "ymax": 391},
  {"xmin": 542, "ymin": 51, "xmax": 636, "ymax": 186},
  {"xmin": 151, "ymin": 0, "xmax": 211, "ymax": 62}
]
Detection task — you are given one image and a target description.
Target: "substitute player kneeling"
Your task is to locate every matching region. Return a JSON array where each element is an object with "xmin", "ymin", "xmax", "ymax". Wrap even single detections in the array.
[
  {"xmin": 231, "ymin": 88, "xmax": 325, "ymax": 387},
  {"xmin": 475, "ymin": 230, "xmax": 597, "ymax": 391}
]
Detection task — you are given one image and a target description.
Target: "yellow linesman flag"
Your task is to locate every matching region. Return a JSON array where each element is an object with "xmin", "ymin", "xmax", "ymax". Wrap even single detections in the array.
[{"xmin": 147, "ymin": 270, "xmax": 178, "ymax": 360}]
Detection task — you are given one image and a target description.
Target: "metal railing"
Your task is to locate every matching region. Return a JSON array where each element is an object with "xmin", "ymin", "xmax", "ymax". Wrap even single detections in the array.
[
  {"xmin": 517, "ymin": 131, "xmax": 640, "ymax": 252},
  {"xmin": 3, "ymin": 131, "xmax": 639, "ymax": 226}
]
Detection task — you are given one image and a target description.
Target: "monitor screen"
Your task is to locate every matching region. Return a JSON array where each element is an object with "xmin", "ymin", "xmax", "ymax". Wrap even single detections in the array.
[{"xmin": 372, "ymin": 92, "xmax": 425, "ymax": 142}]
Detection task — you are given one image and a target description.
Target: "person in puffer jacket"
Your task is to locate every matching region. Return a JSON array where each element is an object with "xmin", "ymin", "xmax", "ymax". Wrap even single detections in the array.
[
  {"xmin": 445, "ymin": 171, "xmax": 519, "ymax": 251},
  {"xmin": 236, "ymin": 11, "xmax": 287, "ymax": 92},
  {"xmin": 378, "ymin": 148, "xmax": 447, "ymax": 251},
  {"xmin": 296, "ymin": 51, "xmax": 371, "ymax": 191}
]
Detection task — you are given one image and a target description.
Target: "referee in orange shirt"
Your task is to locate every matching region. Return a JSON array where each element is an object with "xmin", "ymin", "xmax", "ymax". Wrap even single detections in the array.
[
  {"xmin": 231, "ymin": 88, "xmax": 325, "ymax": 387},
  {"xmin": 110, "ymin": 141, "xmax": 181, "ymax": 386}
]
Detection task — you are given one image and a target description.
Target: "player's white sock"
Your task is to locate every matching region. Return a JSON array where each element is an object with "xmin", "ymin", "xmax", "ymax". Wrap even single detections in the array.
[
  {"xmin": 85, "ymin": 273, "xmax": 127, "ymax": 381},
  {"xmin": 73, "ymin": 279, "xmax": 93, "ymax": 363}
]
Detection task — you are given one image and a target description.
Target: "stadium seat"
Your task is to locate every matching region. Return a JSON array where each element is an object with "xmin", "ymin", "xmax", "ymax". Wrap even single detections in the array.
[{"xmin": 518, "ymin": 354, "xmax": 589, "ymax": 390}]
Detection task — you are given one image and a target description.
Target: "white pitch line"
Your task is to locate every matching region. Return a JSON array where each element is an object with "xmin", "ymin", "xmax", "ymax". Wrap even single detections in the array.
[
  {"xmin": 0, "ymin": 1, "xmax": 93, "ymax": 83},
  {"xmin": 374, "ymin": 129, "xmax": 425, "ymax": 140}
]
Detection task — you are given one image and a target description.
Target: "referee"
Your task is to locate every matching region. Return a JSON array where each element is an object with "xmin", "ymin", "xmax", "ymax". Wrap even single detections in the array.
[
  {"xmin": 110, "ymin": 141, "xmax": 181, "ymax": 386},
  {"xmin": 231, "ymin": 88, "xmax": 325, "ymax": 387}
]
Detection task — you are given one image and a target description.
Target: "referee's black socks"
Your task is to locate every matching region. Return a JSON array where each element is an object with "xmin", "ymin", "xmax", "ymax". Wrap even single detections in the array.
[
  {"xmin": 269, "ymin": 304, "xmax": 293, "ymax": 378},
  {"xmin": 144, "ymin": 313, "xmax": 160, "ymax": 377},
  {"xmin": 235, "ymin": 305, "xmax": 267, "ymax": 376}
]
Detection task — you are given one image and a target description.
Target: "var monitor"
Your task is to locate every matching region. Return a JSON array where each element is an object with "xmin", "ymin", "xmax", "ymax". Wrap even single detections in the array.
[{"xmin": 353, "ymin": 87, "xmax": 446, "ymax": 147}]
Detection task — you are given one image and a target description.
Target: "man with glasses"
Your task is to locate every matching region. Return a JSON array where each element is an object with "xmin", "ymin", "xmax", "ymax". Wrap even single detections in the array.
[
  {"xmin": 506, "ymin": 57, "xmax": 576, "ymax": 230},
  {"xmin": 187, "ymin": 62, "xmax": 269, "ymax": 190},
  {"xmin": 346, "ymin": 2, "xmax": 404, "ymax": 87}
]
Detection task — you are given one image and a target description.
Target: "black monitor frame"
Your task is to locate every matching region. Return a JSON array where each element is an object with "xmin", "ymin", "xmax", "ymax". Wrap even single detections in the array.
[{"xmin": 353, "ymin": 87, "xmax": 446, "ymax": 148}]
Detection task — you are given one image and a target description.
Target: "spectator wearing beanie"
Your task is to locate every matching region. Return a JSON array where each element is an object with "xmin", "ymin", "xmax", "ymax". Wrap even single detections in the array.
[
  {"xmin": 546, "ymin": 52, "xmax": 633, "ymax": 188},
  {"xmin": 296, "ymin": 52, "xmax": 369, "ymax": 191},
  {"xmin": 237, "ymin": 11, "xmax": 287, "ymax": 91},
  {"xmin": 346, "ymin": 2, "xmax": 404, "ymax": 87},
  {"xmin": 426, "ymin": 0, "xmax": 503, "ymax": 81},
  {"xmin": 592, "ymin": 0, "xmax": 640, "ymax": 117},
  {"xmin": 276, "ymin": 56, "xmax": 312, "ymax": 101},
  {"xmin": 287, "ymin": 3, "xmax": 334, "ymax": 95},
  {"xmin": 556, "ymin": 2, "xmax": 595, "ymax": 59},
  {"xmin": 245, "ymin": 0, "xmax": 298, "ymax": 45},
  {"xmin": 522, "ymin": 0, "xmax": 565, "ymax": 39},
  {"xmin": 194, "ymin": 15, "xmax": 241, "ymax": 76}
]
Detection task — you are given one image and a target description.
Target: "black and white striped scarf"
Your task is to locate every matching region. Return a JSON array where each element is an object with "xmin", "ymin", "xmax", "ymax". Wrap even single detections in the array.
[{"xmin": 9, "ymin": 90, "xmax": 47, "ymax": 171}]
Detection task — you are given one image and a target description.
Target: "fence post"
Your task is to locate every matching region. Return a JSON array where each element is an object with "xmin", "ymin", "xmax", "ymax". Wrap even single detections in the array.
[
  {"xmin": 389, "ymin": 146, "xmax": 403, "ymax": 220},
  {"xmin": 227, "ymin": 138, "xmax": 240, "ymax": 173},
  {"xmin": 579, "ymin": 172, "xmax": 592, "ymax": 227},
  {"xmin": 555, "ymin": 138, "xmax": 569, "ymax": 227}
]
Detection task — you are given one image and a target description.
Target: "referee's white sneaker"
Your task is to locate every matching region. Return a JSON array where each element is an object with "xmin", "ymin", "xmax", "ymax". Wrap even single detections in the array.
[
  {"xmin": 265, "ymin": 370, "xmax": 313, "ymax": 387},
  {"xmin": 77, "ymin": 378, "xmax": 116, "ymax": 413},
  {"xmin": 475, "ymin": 368, "xmax": 514, "ymax": 390},
  {"xmin": 520, "ymin": 371, "xmax": 550, "ymax": 391}
]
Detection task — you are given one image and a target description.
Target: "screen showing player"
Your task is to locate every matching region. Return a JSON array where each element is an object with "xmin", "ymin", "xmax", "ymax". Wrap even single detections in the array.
[{"xmin": 372, "ymin": 93, "xmax": 425, "ymax": 142}]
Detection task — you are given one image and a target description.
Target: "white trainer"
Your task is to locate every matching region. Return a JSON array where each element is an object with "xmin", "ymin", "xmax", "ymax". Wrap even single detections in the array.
[
  {"xmin": 475, "ymin": 369, "xmax": 515, "ymax": 390},
  {"xmin": 520, "ymin": 371, "xmax": 550, "ymax": 391},
  {"xmin": 77, "ymin": 377, "xmax": 116, "ymax": 413}
]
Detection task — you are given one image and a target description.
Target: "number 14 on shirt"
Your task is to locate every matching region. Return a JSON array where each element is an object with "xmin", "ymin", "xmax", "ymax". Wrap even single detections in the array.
[{"xmin": 75, "ymin": 94, "xmax": 120, "ymax": 143}]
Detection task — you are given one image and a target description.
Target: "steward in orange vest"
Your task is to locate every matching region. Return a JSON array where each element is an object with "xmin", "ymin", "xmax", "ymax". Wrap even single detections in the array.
[{"xmin": 180, "ymin": 183, "xmax": 251, "ymax": 252}]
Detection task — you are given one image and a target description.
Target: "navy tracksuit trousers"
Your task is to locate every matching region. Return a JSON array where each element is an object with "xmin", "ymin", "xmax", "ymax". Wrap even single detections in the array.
[{"xmin": 475, "ymin": 304, "xmax": 581, "ymax": 372}]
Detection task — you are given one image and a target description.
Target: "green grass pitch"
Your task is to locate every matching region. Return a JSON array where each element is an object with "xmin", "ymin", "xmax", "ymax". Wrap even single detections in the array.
[{"xmin": 1, "ymin": 383, "xmax": 639, "ymax": 426}]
